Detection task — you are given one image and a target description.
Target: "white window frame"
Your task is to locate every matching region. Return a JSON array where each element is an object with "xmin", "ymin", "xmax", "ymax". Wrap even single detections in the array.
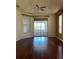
[
  {"xmin": 23, "ymin": 16, "xmax": 31, "ymax": 33},
  {"xmin": 59, "ymin": 14, "xmax": 62, "ymax": 34}
]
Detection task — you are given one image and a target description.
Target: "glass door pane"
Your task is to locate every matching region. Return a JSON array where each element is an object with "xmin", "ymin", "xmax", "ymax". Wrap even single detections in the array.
[{"xmin": 34, "ymin": 21, "xmax": 47, "ymax": 37}]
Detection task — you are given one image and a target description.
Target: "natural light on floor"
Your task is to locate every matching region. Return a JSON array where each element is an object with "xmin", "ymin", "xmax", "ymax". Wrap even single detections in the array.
[{"xmin": 33, "ymin": 37, "xmax": 48, "ymax": 53}]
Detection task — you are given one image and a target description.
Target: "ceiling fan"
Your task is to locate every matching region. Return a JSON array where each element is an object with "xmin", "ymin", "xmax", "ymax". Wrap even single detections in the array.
[{"xmin": 36, "ymin": 4, "xmax": 46, "ymax": 11}]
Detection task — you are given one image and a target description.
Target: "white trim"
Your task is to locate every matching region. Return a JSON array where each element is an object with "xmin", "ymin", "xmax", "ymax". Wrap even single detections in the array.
[{"xmin": 56, "ymin": 36, "xmax": 63, "ymax": 42}]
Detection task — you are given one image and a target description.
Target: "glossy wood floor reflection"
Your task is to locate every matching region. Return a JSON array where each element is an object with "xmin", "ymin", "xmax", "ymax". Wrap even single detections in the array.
[{"xmin": 16, "ymin": 37, "xmax": 63, "ymax": 59}]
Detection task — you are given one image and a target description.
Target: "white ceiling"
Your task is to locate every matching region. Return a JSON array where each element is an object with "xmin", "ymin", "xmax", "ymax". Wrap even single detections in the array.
[{"xmin": 16, "ymin": 0, "xmax": 63, "ymax": 16}]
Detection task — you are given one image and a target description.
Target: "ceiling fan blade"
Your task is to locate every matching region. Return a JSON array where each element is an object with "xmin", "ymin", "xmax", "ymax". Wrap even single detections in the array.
[
  {"xmin": 36, "ymin": 4, "xmax": 39, "ymax": 8},
  {"xmin": 16, "ymin": 5, "xmax": 20, "ymax": 8},
  {"xmin": 40, "ymin": 8, "xmax": 44, "ymax": 11},
  {"xmin": 41, "ymin": 6, "xmax": 46, "ymax": 8}
]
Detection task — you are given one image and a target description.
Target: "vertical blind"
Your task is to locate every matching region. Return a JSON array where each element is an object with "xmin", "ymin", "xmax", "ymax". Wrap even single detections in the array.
[
  {"xmin": 34, "ymin": 20, "xmax": 48, "ymax": 37},
  {"xmin": 23, "ymin": 16, "xmax": 31, "ymax": 32},
  {"xmin": 59, "ymin": 14, "xmax": 62, "ymax": 34}
]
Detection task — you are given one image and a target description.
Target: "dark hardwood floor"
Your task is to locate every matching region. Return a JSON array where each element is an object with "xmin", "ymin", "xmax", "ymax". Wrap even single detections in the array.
[{"xmin": 16, "ymin": 37, "xmax": 63, "ymax": 59}]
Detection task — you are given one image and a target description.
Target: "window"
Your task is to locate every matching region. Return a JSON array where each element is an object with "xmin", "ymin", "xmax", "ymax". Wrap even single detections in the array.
[
  {"xmin": 34, "ymin": 21, "xmax": 47, "ymax": 36},
  {"xmin": 34, "ymin": 21, "xmax": 47, "ymax": 31},
  {"xmin": 59, "ymin": 14, "xmax": 62, "ymax": 34},
  {"xmin": 23, "ymin": 16, "xmax": 30, "ymax": 32}
]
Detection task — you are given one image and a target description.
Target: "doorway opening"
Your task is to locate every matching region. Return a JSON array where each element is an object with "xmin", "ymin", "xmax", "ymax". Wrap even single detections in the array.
[{"xmin": 34, "ymin": 18, "xmax": 48, "ymax": 37}]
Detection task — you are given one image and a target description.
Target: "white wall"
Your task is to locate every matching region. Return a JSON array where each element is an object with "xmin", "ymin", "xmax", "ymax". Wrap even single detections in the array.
[
  {"xmin": 16, "ymin": 9, "xmax": 56, "ymax": 41},
  {"xmin": 48, "ymin": 14, "xmax": 56, "ymax": 37},
  {"xmin": 16, "ymin": 9, "xmax": 34, "ymax": 41},
  {"xmin": 16, "ymin": 9, "xmax": 23, "ymax": 41}
]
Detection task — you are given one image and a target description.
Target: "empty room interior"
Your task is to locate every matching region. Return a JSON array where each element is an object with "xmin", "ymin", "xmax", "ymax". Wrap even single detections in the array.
[{"xmin": 16, "ymin": 0, "xmax": 63, "ymax": 59}]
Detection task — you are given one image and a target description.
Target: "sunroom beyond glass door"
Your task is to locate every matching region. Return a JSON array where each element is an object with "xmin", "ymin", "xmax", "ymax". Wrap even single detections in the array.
[{"xmin": 34, "ymin": 21, "xmax": 47, "ymax": 37}]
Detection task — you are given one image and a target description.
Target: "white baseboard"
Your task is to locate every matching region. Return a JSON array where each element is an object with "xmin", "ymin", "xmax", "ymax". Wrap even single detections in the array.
[{"xmin": 56, "ymin": 36, "xmax": 63, "ymax": 42}]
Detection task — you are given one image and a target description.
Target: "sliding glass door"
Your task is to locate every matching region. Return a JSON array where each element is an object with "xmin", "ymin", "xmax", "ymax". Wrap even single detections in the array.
[{"xmin": 34, "ymin": 21, "xmax": 48, "ymax": 37}]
